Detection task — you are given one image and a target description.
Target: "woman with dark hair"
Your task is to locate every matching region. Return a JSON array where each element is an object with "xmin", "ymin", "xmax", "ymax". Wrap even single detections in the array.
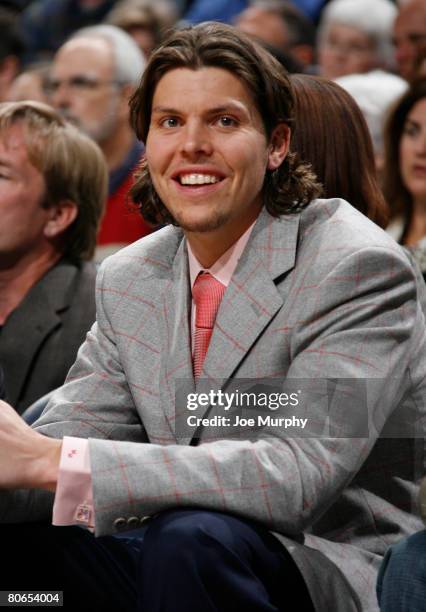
[
  {"xmin": 290, "ymin": 73, "xmax": 389, "ymax": 228},
  {"xmin": 290, "ymin": 74, "xmax": 426, "ymax": 304},
  {"xmin": 383, "ymin": 78, "xmax": 426, "ymax": 279}
]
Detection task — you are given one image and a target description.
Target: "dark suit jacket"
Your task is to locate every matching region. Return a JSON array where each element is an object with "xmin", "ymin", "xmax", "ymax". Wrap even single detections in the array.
[{"xmin": 0, "ymin": 259, "xmax": 97, "ymax": 414}]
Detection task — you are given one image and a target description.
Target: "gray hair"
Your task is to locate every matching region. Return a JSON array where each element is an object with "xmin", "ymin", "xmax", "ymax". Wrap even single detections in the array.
[
  {"xmin": 318, "ymin": 0, "xmax": 397, "ymax": 69},
  {"xmin": 71, "ymin": 24, "xmax": 146, "ymax": 85},
  {"xmin": 336, "ymin": 69, "xmax": 407, "ymax": 156}
]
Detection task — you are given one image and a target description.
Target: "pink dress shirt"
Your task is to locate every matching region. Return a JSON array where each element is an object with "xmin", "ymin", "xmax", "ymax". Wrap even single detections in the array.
[{"xmin": 52, "ymin": 224, "xmax": 254, "ymax": 530}]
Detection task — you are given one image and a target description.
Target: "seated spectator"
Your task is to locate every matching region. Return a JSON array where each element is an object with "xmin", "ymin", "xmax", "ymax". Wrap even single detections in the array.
[
  {"xmin": 7, "ymin": 62, "xmax": 50, "ymax": 103},
  {"xmin": 106, "ymin": 0, "xmax": 175, "ymax": 59},
  {"xmin": 335, "ymin": 69, "xmax": 407, "ymax": 173},
  {"xmin": 393, "ymin": 0, "xmax": 426, "ymax": 83},
  {"xmin": 0, "ymin": 8, "xmax": 25, "ymax": 101},
  {"xmin": 291, "ymin": 73, "xmax": 389, "ymax": 228},
  {"xmin": 384, "ymin": 78, "xmax": 426, "ymax": 280},
  {"xmin": 318, "ymin": 0, "xmax": 397, "ymax": 79},
  {"xmin": 235, "ymin": 0, "xmax": 316, "ymax": 72},
  {"xmin": 18, "ymin": 0, "xmax": 118, "ymax": 63},
  {"xmin": 47, "ymin": 24, "xmax": 153, "ymax": 260},
  {"xmin": 0, "ymin": 101, "xmax": 107, "ymax": 414}
]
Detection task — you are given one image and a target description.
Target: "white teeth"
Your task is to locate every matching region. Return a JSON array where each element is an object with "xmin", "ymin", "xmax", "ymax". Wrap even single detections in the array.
[{"xmin": 179, "ymin": 174, "xmax": 220, "ymax": 185}]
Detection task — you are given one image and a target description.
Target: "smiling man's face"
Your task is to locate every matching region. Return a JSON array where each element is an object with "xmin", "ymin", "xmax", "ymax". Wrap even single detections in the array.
[{"xmin": 145, "ymin": 67, "xmax": 289, "ymax": 247}]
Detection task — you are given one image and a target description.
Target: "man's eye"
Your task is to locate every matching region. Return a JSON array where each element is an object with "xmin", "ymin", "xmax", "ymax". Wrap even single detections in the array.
[
  {"xmin": 46, "ymin": 80, "xmax": 59, "ymax": 94},
  {"xmin": 217, "ymin": 116, "xmax": 237, "ymax": 127},
  {"xmin": 161, "ymin": 117, "xmax": 179, "ymax": 128}
]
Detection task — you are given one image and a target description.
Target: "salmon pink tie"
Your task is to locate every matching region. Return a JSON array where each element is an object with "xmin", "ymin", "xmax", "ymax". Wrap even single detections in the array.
[{"xmin": 192, "ymin": 272, "xmax": 226, "ymax": 379}]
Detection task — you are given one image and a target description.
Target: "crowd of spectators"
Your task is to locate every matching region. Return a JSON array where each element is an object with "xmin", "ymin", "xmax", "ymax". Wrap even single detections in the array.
[{"xmin": 0, "ymin": 1, "xmax": 426, "ymax": 610}]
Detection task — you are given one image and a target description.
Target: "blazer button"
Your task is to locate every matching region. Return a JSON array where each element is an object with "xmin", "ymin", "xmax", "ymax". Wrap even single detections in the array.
[
  {"xmin": 127, "ymin": 516, "xmax": 140, "ymax": 528},
  {"xmin": 140, "ymin": 516, "xmax": 150, "ymax": 525},
  {"xmin": 113, "ymin": 517, "xmax": 127, "ymax": 531}
]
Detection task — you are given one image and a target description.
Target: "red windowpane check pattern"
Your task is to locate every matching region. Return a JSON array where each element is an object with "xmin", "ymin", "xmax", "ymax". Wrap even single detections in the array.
[{"xmin": 192, "ymin": 272, "xmax": 226, "ymax": 379}]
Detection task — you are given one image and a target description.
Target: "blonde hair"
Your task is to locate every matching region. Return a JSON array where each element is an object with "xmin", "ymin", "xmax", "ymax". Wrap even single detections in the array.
[{"xmin": 0, "ymin": 101, "xmax": 107, "ymax": 260}]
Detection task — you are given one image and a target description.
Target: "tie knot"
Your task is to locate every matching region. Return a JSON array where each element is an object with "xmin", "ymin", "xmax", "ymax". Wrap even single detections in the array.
[{"xmin": 192, "ymin": 272, "xmax": 226, "ymax": 328}]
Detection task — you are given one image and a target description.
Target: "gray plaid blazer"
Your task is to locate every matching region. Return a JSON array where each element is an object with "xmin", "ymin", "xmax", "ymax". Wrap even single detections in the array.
[{"xmin": 3, "ymin": 199, "xmax": 426, "ymax": 611}]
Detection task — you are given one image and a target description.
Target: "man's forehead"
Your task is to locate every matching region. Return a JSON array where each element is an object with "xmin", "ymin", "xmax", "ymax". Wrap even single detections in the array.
[
  {"xmin": 396, "ymin": 3, "xmax": 426, "ymax": 32},
  {"xmin": 53, "ymin": 37, "xmax": 114, "ymax": 73},
  {"xmin": 0, "ymin": 124, "xmax": 33, "ymax": 165},
  {"xmin": 0, "ymin": 122, "xmax": 26, "ymax": 148},
  {"xmin": 152, "ymin": 67, "xmax": 255, "ymax": 104}
]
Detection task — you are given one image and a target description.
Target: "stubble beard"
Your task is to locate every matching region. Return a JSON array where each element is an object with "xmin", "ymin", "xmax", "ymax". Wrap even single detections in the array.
[{"xmin": 170, "ymin": 206, "xmax": 231, "ymax": 234}]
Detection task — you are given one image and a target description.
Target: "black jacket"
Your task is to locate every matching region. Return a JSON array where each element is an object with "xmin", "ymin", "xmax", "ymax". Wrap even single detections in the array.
[{"xmin": 0, "ymin": 259, "xmax": 97, "ymax": 414}]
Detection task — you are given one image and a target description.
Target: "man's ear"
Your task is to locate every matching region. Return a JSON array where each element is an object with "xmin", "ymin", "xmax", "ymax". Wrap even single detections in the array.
[
  {"xmin": 267, "ymin": 123, "xmax": 291, "ymax": 171},
  {"xmin": 44, "ymin": 200, "xmax": 78, "ymax": 238}
]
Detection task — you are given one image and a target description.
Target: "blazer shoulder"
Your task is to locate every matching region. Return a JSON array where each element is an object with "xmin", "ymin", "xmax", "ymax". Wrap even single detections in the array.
[
  {"xmin": 99, "ymin": 225, "xmax": 184, "ymax": 279},
  {"xmin": 300, "ymin": 197, "xmax": 405, "ymax": 255}
]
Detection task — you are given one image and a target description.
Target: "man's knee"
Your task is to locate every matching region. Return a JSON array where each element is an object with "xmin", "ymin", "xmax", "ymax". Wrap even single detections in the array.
[{"xmin": 142, "ymin": 509, "xmax": 241, "ymax": 563}]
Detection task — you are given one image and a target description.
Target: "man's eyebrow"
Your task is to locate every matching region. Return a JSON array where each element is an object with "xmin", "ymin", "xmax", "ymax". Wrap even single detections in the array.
[
  {"xmin": 151, "ymin": 106, "xmax": 180, "ymax": 115},
  {"xmin": 151, "ymin": 102, "xmax": 250, "ymax": 115},
  {"xmin": 206, "ymin": 103, "xmax": 249, "ymax": 115}
]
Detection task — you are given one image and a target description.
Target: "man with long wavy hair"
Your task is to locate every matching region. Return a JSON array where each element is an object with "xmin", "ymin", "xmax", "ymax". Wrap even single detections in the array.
[{"xmin": 0, "ymin": 23, "xmax": 424, "ymax": 612}]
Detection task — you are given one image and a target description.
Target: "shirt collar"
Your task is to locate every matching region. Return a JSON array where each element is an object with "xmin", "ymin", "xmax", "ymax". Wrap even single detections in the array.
[{"xmin": 188, "ymin": 221, "xmax": 255, "ymax": 290}]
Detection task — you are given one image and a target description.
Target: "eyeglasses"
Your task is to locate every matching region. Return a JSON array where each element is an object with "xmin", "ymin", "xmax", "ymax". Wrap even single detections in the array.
[
  {"xmin": 45, "ymin": 75, "xmax": 124, "ymax": 95},
  {"xmin": 322, "ymin": 39, "xmax": 374, "ymax": 57}
]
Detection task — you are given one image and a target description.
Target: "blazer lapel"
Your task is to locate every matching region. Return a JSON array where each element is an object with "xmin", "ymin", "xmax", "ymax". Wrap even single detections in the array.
[
  {"xmin": 161, "ymin": 238, "xmax": 196, "ymax": 442},
  {"xmin": 185, "ymin": 209, "xmax": 300, "ymax": 439}
]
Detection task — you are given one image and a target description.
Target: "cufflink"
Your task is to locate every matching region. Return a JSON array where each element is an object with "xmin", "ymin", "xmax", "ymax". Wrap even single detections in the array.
[
  {"xmin": 127, "ymin": 516, "xmax": 140, "ymax": 528},
  {"xmin": 74, "ymin": 503, "xmax": 92, "ymax": 524}
]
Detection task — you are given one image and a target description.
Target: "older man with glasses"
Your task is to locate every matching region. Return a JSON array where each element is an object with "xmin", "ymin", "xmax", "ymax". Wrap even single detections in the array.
[{"xmin": 48, "ymin": 24, "xmax": 153, "ymax": 261}]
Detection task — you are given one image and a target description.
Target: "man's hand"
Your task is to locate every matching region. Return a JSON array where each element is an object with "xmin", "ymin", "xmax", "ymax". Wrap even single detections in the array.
[{"xmin": 0, "ymin": 400, "xmax": 62, "ymax": 492}]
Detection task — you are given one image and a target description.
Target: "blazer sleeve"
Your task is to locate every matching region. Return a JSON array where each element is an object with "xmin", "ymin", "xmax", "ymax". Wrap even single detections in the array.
[{"xmin": 31, "ymin": 246, "xmax": 426, "ymax": 538}]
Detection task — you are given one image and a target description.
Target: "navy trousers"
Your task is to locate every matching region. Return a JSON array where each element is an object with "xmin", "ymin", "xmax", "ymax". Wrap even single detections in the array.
[{"xmin": 2, "ymin": 509, "xmax": 315, "ymax": 611}]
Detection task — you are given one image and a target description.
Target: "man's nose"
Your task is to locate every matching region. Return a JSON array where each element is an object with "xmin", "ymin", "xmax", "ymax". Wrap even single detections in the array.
[
  {"xmin": 179, "ymin": 121, "xmax": 213, "ymax": 157},
  {"xmin": 49, "ymin": 82, "xmax": 71, "ymax": 109},
  {"xmin": 395, "ymin": 40, "xmax": 413, "ymax": 65}
]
